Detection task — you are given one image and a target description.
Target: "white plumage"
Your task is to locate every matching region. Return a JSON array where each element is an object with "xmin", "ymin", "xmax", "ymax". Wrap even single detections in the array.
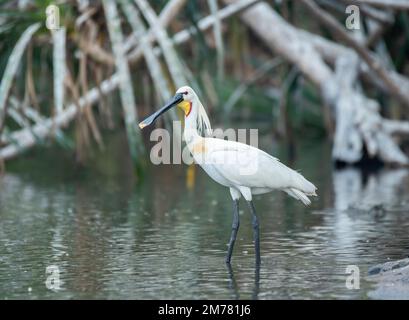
[
  {"xmin": 178, "ymin": 86, "xmax": 317, "ymax": 205},
  {"xmin": 139, "ymin": 85, "xmax": 318, "ymax": 264}
]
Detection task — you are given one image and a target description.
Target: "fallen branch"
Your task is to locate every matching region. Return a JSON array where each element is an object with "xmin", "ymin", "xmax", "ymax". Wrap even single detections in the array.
[
  {"xmin": 75, "ymin": 35, "xmax": 115, "ymax": 66},
  {"xmin": 25, "ymin": 43, "xmax": 40, "ymax": 110},
  {"xmin": 0, "ymin": 74, "xmax": 119, "ymax": 160},
  {"xmin": 343, "ymin": 0, "xmax": 409, "ymax": 10},
  {"xmin": 229, "ymin": 0, "xmax": 409, "ymax": 164},
  {"xmin": 300, "ymin": 0, "xmax": 409, "ymax": 108},
  {"xmin": 127, "ymin": 0, "xmax": 260, "ymax": 65},
  {"xmin": 120, "ymin": 0, "xmax": 172, "ymax": 102},
  {"xmin": 296, "ymin": 25, "xmax": 409, "ymax": 100},
  {"xmin": 124, "ymin": 0, "xmax": 188, "ymax": 53},
  {"xmin": 0, "ymin": 23, "xmax": 40, "ymax": 133},
  {"xmin": 135, "ymin": 0, "xmax": 189, "ymax": 88},
  {"xmin": 103, "ymin": 0, "xmax": 144, "ymax": 160},
  {"xmin": 119, "ymin": 0, "xmax": 178, "ymax": 128},
  {"xmin": 52, "ymin": 27, "xmax": 66, "ymax": 115},
  {"xmin": 208, "ymin": 0, "xmax": 225, "ymax": 80},
  {"xmin": 7, "ymin": 105, "xmax": 30, "ymax": 128},
  {"xmin": 334, "ymin": 0, "xmax": 395, "ymax": 25},
  {"xmin": 0, "ymin": 0, "xmax": 260, "ymax": 161},
  {"xmin": 224, "ymin": 58, "xmax": 283, "ymax": 114}
]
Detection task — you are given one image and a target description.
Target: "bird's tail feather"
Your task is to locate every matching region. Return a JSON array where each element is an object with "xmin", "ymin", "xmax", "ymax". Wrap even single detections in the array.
[
  {"xmin": 290, "ymin": 170, "xmax": 317, "ymax": 196},
  {"xmin": 285, "ymin": 188, "xmax": 312, "ymax": 206}
]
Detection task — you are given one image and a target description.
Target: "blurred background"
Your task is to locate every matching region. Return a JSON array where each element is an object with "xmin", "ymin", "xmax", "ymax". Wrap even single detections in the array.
[{"xmin": 1, "ymin": 0, "xmax": 409, "ymax": 299}]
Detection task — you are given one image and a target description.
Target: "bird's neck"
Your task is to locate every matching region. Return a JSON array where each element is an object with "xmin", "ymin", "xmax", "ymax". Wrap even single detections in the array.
[{"xmin": 183, "ymin": 100, "xmax": 200, "ymax": 144}]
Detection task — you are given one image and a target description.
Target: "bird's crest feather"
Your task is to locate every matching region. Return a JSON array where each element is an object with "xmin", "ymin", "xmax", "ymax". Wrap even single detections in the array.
[{"xmin": 196, "ymin": 97, "xmax": 212, "ymax": 137}]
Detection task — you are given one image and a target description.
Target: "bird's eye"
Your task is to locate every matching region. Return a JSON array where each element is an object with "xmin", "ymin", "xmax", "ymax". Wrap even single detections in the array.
[{"xmin": 183, "ymin": 91, "xmax": 188, "ymax": 95}]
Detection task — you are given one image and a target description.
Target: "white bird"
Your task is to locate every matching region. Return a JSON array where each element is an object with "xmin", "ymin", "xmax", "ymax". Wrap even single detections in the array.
[{"xmin": 139, "ymin": 86, "xmax": 317, "ymax": 264}]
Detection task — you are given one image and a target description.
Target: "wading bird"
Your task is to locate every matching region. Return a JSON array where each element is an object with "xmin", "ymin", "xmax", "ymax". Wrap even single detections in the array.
[{"xmin": 139, "ymin": 86, "xmax": 317, "ymax": 265}]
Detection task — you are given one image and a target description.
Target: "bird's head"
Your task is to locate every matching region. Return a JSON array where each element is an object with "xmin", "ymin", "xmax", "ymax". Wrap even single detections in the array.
[
  {"xmin": 175, "ymin": 86, "xmax": 195, "ymax": 117},
  {"xmin": 139, "ymin": 86, "xmax": 196, "ymax": 129},
  {"xmin": 176, "ymin": 86, "xmax": 195, "ymax": 101}
]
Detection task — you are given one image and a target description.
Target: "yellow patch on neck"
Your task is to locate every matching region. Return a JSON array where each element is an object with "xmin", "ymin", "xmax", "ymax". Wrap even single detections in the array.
[
  {"xmin": 191, "ymin": 139, "xmax": 207, "ymax": 154},
  {"xmin": 177, "ymin": 101, "xmax": 192, "ymax": 116}
]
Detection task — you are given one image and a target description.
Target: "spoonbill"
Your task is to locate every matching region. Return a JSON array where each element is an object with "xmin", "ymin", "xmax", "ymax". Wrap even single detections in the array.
[{"xmin": 139, "ymin": 86, "xmax": 317, "ymax": 264}]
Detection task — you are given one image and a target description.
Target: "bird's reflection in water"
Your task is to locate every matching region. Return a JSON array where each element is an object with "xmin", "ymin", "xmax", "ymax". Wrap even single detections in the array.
[
  {"xmin": 226, "ymin": 262, "xmax": 261, "ymax": 300},
  {"xmin": 226, "ymin": 264, "xmax": 239, "ymax": 299},
  {"xmin": 252, "ymin": 263, "xmax": 260, "ymax": 300}
]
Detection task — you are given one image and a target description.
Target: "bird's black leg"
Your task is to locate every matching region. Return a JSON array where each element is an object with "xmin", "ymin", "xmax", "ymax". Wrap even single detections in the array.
[
  {"xmin": 226, "ymin": 199, "xmax": 240, "ymax": 264},
  {"xmin": 252, "ymin": 260, "xmax": 260, "ymax": 300},
  {"xmin": 247, "ymin": 201, "xmax": 260, "ymax": 266},
  {"xmin": 226, "ymin": 263, "xmax": 240, "ymax": 299}
]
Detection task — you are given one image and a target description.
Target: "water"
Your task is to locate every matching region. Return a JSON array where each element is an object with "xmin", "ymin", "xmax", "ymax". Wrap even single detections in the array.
[{"xmin": 1, "ymin": 134, "xmax": 409, "ymax": 299}]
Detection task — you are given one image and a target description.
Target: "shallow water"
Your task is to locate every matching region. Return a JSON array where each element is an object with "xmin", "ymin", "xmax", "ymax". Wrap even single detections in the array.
[{"xmin": 1, "ymin": 135, "xmax": 409, "ymax": 299}]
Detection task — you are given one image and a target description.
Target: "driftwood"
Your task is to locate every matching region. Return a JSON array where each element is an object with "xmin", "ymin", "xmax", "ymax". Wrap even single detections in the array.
[
  {"xmin": 102, "ymin": 0, "xmax": 143, "ymax": 159},
  {"xmin": 208, "ymin": 0, "xmax": 225, "ymax": 80},
  {"xmin": 0, "ymin": 0, "xmax": 260, "ymax": 161},
  {"xmin": 1, "ymin": 0, "xmax": 408, "ymax": 166},
  {"xmin": 52, "ymin": 27, "xmax": 66, "ymax": 115},
  {"xmin": 300, "ymin": 0, "xmax": 409, "ymax": 108},
  {"xmin": 343, "ymin": 0, "xmax": 409, "ymax": 10},
  {"xmin": 120, "ymin": 0, "xmax": 172, "ymax": 102},
  {"xmin": 119, "ymin": 0, "xmax": 178, "ymax": 132},
  {"xmin": 224, "ymin": 58, "xmax": 283, "ymax": 115},
  {"xmin": 228, "ymin": 0, "xmax": 409, "ymax": 165},
  {"xmin": 123, "ymin": 0, "xmax": 188, "ymax": 54},
  {"xmin": 0, "ymin": 75, "xmax": 119, "ymax": 160},
  {"xmin": 126, "ymin": 0, "xmax": 259, "ymax": 65},
  {"xmin": 0, "ymin": 23, "xmax": 40, "ymax": 133},
  {"xmin": 135, "ymin": 0, "xmax": 189, "ymax": 89}
]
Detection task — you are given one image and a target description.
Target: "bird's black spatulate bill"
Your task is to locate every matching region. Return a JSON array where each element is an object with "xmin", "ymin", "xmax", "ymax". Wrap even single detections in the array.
[{"xmin": 139, "ymin": 93, "xmax": 184, "ymax": 129}]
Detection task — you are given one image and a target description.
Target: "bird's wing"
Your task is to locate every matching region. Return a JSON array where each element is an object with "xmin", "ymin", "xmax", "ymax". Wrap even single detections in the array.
[
  {"xmin": 205, "ymin": 138, "xmax": 280, "ymax": 162},
  {"xmin": 200, "ymin": 138, "xmax": 316, "ymax": 193}
]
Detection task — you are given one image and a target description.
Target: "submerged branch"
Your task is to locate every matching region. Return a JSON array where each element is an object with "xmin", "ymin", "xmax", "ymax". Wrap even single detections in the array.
[
  {"xmin": 0, "ymin": 23, "xmax": 40, "ymax": 134},
  {"xmin": 0, "ymin": 74, "xmax": 120, "ymax": 160}
]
